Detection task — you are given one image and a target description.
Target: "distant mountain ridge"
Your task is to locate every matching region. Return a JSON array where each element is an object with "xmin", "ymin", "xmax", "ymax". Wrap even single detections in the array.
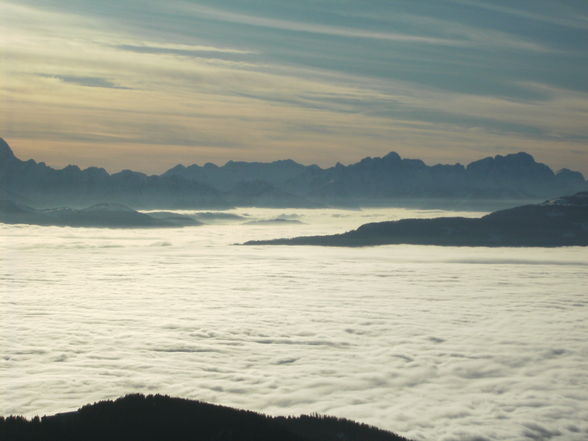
[
  {"xmin": 0, "ymin": 138, "xmax": 228, "ymax": 209},
  {"xmin": 165, "ymin": 150, "xmax": 586, "ymax": 204},
  {"xmin": 1, "ymin": 138, "xmax": 586, "ymax": 209}
]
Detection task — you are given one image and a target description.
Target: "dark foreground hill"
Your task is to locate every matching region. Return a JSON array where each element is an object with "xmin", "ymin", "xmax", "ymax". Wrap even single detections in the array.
[
  {"xmin": 0, "ymin": 200, "xmax": 202, "ymax": 228},
  {"xmin": 0, "ymin": 394, "xmax": 411, "ymax": 441},
  {"xmin": 244, "ymin": 192, "xmax": 588, "ymax": 247}
]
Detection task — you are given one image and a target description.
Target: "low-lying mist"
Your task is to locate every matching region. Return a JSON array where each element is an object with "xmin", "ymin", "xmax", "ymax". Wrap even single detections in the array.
[{"xmin": 1, "ymin": 208, "xmax": 587, "ymax": 441}]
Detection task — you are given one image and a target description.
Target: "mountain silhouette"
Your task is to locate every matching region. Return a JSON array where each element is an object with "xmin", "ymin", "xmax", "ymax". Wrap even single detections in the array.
[
  {"xmin": 244, "ymin": 192, "xmax": 588, "ymax": 247},
  {"xmin": 165, "ymin": 149, "xmax": 587, "ymax": 205},
  {"xmin": 2, "ymin": 138, "xmax": 586, "ymax": 209},
  {"xmin": 0, "ymin": 394, "xmax": 411, "ymax": 441},
  {"xmin": 0, "ymin": 138, "xmax": 228, "ymax": 209},
  {"xmin": 0, "ymin": 200, "xmax": 202, "ymax": 228}
]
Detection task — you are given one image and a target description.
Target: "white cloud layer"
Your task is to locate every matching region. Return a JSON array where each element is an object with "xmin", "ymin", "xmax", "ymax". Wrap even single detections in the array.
[{"xmin": 1, "ymin": 208, "xmax": 587, "ymax": 441}]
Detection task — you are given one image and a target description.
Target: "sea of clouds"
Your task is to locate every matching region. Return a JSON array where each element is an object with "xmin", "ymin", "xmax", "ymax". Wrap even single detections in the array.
[{"xmin": 1, "ymin": 207, "xmax": 587, "ymax": 441}]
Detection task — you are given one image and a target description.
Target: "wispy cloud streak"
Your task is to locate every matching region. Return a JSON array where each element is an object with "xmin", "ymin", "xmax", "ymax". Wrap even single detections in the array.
[{"xmin": 1, "ymin": 0, "xmax": 587, "ymax": 174}]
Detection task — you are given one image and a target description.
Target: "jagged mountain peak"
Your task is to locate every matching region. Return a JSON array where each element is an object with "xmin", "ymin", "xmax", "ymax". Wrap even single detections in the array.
[
  {"xmin": 0, "ymin": 138, "xmax": 16, "ymax": 160},
  {"xmin": 1, "ymin": 137, "xmax": 586, "ymax": 209},
  {"xmin": 62, "ymin": 164, "xmax": 81, "ymax": 173},
  {"xmin": 556, "ymin": 167, "xmax": 585, "ymax": 181},
  {"xmin": 501, "ymin": 151, "xmax": 535, "ymax": 163},
  {"xmin": 466, "ymin": 151, "xmax": 548, "ymax": 173},
  {"xmin": 112, "ymin": 169, "xmax": 147, "ymax": 178},
  {"xmin": 167, "ymin": 164, "xmax": 186, "ymax": 173},
  {"xmin": 382, "ymin": 151, "xmax": 402, "ymax": 162}
]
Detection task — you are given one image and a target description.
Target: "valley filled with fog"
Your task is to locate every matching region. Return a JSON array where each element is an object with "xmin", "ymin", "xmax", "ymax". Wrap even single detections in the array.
[{"xmin": 1, "ymin": 207, "xmax": 587, "ymax": 441}]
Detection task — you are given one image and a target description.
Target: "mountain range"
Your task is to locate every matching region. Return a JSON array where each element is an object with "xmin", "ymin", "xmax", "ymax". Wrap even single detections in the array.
[{"xmin": 2, "ymin": 138, "xmax": 586, "ymax": 209}]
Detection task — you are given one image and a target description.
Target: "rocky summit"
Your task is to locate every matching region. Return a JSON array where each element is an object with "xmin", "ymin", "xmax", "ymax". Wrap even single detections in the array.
[{"xmin": 1, "ymin": 138, "xmax": 586, "ymax": 210}]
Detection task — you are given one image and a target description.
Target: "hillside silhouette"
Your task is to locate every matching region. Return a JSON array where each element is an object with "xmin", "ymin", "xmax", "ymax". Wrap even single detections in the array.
[
  {"xmin": 244, "ymin": 192, "xmax": 588, "ymax": 247},
  {"xmin": 0, "ymin": 394, "xmax": 411, "ymax": 441},
  {"xmin": 0, "ymin": 200, "xmax": 202, "ymax": 228}
]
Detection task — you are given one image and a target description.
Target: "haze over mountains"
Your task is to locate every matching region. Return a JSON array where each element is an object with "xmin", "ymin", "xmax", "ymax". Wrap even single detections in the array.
[
  {"xmin": 1, "ymin": 138, "xmax": 586, "ymax": 210},
  {"xmin": 245, "ymin": 192, "xmax": 588, "ymax": 247},
  {"xmin": 0, "ymin": 201, "xmax": 204, "ymax": 228},
  {"xmin": 0, "ymin": 139, "xmax": 226, "ymax": 209}
]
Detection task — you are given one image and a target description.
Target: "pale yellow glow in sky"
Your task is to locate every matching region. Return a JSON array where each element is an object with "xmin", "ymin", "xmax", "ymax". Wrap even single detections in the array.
[{"xmin": 1, "ymin": 1, "xmax": 587, "ymax": 174}]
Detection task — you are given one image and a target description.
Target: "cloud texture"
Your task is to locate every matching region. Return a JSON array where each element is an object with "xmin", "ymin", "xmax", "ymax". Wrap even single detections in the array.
[{"xmin": 1, "ymin": 208, "xmax": 587, "ymax": 441}]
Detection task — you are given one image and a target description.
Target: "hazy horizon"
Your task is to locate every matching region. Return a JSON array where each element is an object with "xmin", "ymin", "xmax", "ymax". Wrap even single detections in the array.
[
  {"xmin": 1, "ymin": 1, "xmax": 588, "ymax": 174},
  {"xmin": 3, "ymin": 137, "xmax": 586, "ymax": 177}
]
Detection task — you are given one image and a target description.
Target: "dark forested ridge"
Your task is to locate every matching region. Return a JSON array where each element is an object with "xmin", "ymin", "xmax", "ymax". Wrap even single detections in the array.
[
  {"xmin": 0, "ymin": 200, "xmax": 203, "ymax": 228},
  {"xmin": 0, "ymin": 394, "xmax": 411, "ymax": 441},
  {"xmin": 2, "ymin": 138, "xmax": 586, "ymax": 210},
  {"xmin": 244, "ymin": 192, "xmax": 588, "ymax": 247}
]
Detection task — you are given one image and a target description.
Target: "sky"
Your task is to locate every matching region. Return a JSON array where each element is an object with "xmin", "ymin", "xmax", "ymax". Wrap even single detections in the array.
[{"xmin": 1, "ymin": 0, "xmax": 588, "ymax": 174}]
